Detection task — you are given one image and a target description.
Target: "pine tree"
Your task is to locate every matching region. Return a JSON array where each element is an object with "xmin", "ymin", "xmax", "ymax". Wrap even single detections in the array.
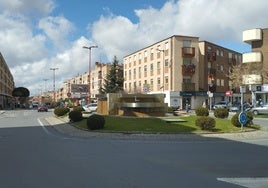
[{"xmin": 101, "ymin": 56, "xmax": 124, "ymax": 93}]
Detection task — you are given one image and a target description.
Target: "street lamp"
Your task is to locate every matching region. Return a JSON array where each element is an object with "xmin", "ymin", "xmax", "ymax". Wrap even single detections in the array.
[
  {"xmin": 50, "ymin": 68, "xmax": 59, "ymax": 102},
  {"xmin": 157, "ymin": 48, "xmax": 165, "ymax": 92},
  {"xmin": 83, "ymin": 45, "xmax": 98, "ymax": 103},
  {"xmin": 43, "ymin": 78, "xmax": 49, "ymax": 93}
]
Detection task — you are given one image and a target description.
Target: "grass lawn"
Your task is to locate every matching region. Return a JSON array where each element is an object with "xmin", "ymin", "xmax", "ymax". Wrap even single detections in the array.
[{"xmin": 73, "ymin": 115, "xmax": 259, "ymax": 134}]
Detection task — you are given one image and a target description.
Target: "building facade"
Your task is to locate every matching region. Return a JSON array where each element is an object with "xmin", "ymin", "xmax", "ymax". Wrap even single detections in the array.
[
  {"xmin": 0, "ymin": 53, "xmax": 15, "ymax": 109},
  {"xmin": 242, "ymin": 28, "xmax": 268, "ymax": 106},
  {"xmin": 56, "ymin": 62, "xmax": 112, "ymax": 103},
  {"xmin": 123, "ymin": 35, "xmax": 242, "ymax": 109}
]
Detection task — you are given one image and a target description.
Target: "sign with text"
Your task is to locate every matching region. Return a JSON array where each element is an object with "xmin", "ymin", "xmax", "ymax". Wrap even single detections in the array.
[{"xmin": 71, "ymin": 84, "xmax": 88, "ymax": 93}]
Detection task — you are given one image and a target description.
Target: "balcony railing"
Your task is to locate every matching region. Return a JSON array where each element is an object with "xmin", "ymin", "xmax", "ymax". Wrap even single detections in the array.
[
  {"xmin": 182, "ymin": 47, "xmax": 195, "ymax": 58},
  {"xmin": 182, "ymin": 83, "xmax": 195, "ymax": 91},
  {"xmin": 243, "ymin": 28, "xmax": 262, "ymax": 44},
  {"xmin": 182, "ymin": 64, "xmax": 195, "ymax": 75},
  {"xmin": 243, "ymin": 52, "xmax": 262, "ymax": 63}
]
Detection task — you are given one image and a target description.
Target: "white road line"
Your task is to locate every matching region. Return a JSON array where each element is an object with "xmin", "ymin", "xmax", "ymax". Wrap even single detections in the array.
[
  {"xmin": 217, "ymin": 177, "xmax": 268, "ymax": 188},
  {"xmin": 37, "ymin": 118, "xmax": 54, "ymax": 136}
]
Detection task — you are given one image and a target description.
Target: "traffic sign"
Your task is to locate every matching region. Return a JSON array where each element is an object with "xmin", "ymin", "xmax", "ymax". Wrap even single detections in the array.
[
  {"xmin": 225, "ymin": 90, "xmax": 232, "ymax": 96},
  {"xmin": 239, "ymin": 112, "xmax": 247, "ymax": 125}
]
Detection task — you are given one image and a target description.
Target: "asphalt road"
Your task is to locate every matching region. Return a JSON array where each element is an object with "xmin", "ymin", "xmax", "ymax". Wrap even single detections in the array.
[{"xmin": 0, "ymin": 110, "xmax": 268, "ymax": 188}]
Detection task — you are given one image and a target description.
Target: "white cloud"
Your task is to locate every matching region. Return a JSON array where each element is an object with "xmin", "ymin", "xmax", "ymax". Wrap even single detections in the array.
[
  {"xmin": 91, "ymin": 0, "xmax": 268, "ymax": 61},
  {"xmin": 0, "ymin": 12, "xmax": 48, "ymax": 67},
  {"xmin": 10, "ymin": 36, "xmax": 97, "ymax": 95},
  {"xmin": 38, "ymin": 16, "xmax": 75, "ymax": 51},
  {"xmin": 0, "ymin": 0, "xmax": 55, "ymax": 16},
  {"xmin": 1, "ymin": 0, "xmax": 268, "ymax": 96}
]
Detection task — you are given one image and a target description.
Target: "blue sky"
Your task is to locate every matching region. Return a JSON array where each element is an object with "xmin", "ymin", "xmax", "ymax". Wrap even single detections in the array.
[{"xmin": 0, "ymin": 0, "xmax": 267, "ymax": 95}]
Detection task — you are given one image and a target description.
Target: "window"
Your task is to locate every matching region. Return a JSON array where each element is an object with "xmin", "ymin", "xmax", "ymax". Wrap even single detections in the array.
[
  {"xmin": 165, "ymin": 76, "xmax": 168, "ymax": 84},
  {"xmin": 183, "ymin": 58, "xmax": 192, "ymax": 65},
  {"xmin": 165, "ymin": 42, "xmax": 169, "ymax": 50},
  {"xmin": 217, "ymin": 79, "xmax": 220, "ymax": 86},
  {"xmin": 183, "ymin": 40, "xmax": 191, "ymax": 47},
  {"xmin": 157, "ymin": 78, "xmax": 161, "ymax": 85},
  {"xmin": 165, "ymin": 59, "xmax": 169, "ymax": 67},
  {"xmin": 183, "ymin": 78, "xmax": 191, "ymax": 83},
  {"xmin": 144, "ymin": 50, "xmax": 148, "ymax": 57},
  {"xmin": 144, "ymin": 65, "xmax": 147, "ymax": 72},
  {"xmin": 150, "ymin": 63, "xmax": 154, "ymax": 71},
  {"xmin": 208, "ymin": 62, "xmax": 211, "ymax": 68},
  {"xmin": 157, "ymin": 61, "xmax": 161, "ymax": 69},
  {"xmin": 216, "ymin": 49, "xmax": 219, "ymax": 56},
  {"xmin": 221, "ymin": 79, "xmax": 224, "ymax": 86}
]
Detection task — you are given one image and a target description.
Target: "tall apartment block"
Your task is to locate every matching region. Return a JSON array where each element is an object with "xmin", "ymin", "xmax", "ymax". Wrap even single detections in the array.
[
  {"xmin": 123, "ymin": 35, "xmax": 242, "ymax": 109},
  {"xmin": 0, "ymin": 52, "xmax": 15, "ymax": 109},
  {"xmin": 242, "ymin": 28, "xmax": 268, "ymax": 105}
]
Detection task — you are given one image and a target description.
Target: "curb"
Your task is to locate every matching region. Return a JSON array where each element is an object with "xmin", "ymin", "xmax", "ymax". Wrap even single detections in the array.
[{"xmin": 45, "ymin": 116, "xmax": 268, "ymax": 141}]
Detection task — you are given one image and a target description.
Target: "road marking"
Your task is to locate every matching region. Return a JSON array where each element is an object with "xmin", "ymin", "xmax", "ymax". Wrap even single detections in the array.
[
  {"xmin": 217, "ymin": 177, "xmax": 268, "ymax": 188},
  {"xmin": 37, "ymin": 118, "xmax": 54, "ymax": 136}
]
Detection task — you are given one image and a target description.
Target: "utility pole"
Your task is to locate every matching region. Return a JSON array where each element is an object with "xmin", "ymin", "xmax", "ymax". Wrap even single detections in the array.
[
  {"xmin": 50, "ymin": 68, "xmax": 59, "ymax": 102},
  {"xmin": 83, "ymin": 45, "xmax": 98, "ymax": 104}
]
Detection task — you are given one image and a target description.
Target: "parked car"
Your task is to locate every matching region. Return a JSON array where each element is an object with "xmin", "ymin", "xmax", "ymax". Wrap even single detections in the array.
[
  {"xmin": 213, "ymin": 101, "xmax": 230, "ymax": 110},
  {"xmin": 251, "ymin": 104, "xmax": 268, "ymax": 115},
  {"xmin": 83, "ymin": 103, "xmax": 98, "ymax": 112},
  {"xmin": 229, "ymin": 102, "xmax": 241, "ymax": 112},
  {"xmin": 38, "ymin": 104, "xmax": 48, "ymax": 112}
]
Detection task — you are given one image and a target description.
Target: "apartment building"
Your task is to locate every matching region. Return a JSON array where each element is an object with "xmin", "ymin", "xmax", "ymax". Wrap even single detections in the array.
[
  {"xmin": 57, "ymin": 62, "xmax": 112, "ymax": 102},
  {"xmin": 123, "ymin": 35, "xmax": 242, "ymax": 109},
  {"xmin": 0, "ymin": 52, "xmax": 15, "ymax": 109},
  {"xmin": 242, "ymin": 28, "xmax": 268, "ymax": 105}
]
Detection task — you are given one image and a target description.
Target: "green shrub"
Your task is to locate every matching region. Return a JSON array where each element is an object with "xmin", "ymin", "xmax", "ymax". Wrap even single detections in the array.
[
  {"xmin": 86, "ymin": 114, "xmax": 105, "ymax": 130},
  {"xmin": 231, "ymin": 112, "xmax": 254, "ymax": 127},
  {"xmin": 54, "ymin": 107, "xmax": 70, "ymax": 116},
  {"xmin": 68, "ymin": 110, "xmax": 83, "ymax": 122},
  {"xmin": 73, "ymin": 106, "xmax": 85, "ymax": 112},
  {"xmin": 245, "ymin": 111, "xmax": 254, "ymax": 125},
  {"xmin": 195, "ymin": 106, "xmax": 209, "ymax": 116},
  {"xmin": 214, "ymin": 108, "xmax": 229, "ymax": 118},
  {"xmin": 195, "ymin": 116, "xmax": 215, "ymax": 130}
]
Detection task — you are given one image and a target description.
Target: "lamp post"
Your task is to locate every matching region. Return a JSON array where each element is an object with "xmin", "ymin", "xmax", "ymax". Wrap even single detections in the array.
[
  {"xmin": 43, "ymin": 78, "xmax": 49, "ymax": 93},
  {"xmin": 50, "ymin": 68, "xmax": 59, "ymax": 102},
  {"xmin": 83, "ymin": 45, "xmax": 98, "ymax": 104},
  {"xmin": 157, "ymin": 49, "xmax": 165, "ymax": 92}
]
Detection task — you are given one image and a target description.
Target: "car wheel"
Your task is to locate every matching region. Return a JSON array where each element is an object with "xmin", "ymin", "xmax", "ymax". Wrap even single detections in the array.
[{"xmin": 253, "ymin": 110, "xmax": 259, "ymax": 115}]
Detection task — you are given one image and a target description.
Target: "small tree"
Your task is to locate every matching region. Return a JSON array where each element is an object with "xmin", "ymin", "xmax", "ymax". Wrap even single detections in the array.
[{"xmin": 101, "ymin": 56, "xmax": 124, "ymax": 93}]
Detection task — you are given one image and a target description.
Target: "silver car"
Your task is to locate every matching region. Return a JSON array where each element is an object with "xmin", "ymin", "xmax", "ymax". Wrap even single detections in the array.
[
  {"xmin": 251, "ymin": 104, "xmax": 268, "ymax": 115},
  {"xmin": 83, "ymin": 103, "xmax": 98, "ymax": 112}
]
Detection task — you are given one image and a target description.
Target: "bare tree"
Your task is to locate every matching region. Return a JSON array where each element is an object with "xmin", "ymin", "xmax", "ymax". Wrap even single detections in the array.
[{"xmin": 228, "ymin": 62, "xmax": 267, "ymax": 88}]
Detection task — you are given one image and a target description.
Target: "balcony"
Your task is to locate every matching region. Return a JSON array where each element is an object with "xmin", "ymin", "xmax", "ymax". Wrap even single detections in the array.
[
  {"xmin": 243, "ymin": 28, "xmax": 262, "ymax": 44},
  {"xmin": 207, "ymin": 52, "xmax": 216, "ymax": 62},
  {"xmin": 182, "ymin": 47, "xmax": 195, "ymax": 58},
  {"xmin": 182, "ymin": 64, "xmax": 195, "ymax": 76},
  {"xmin": 182, "ymin": 83, "xmax": 195, "ymax": 91},
  {"xmin": 243, "ymin": 52, "xmax": 262, "ymax": 63}
]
